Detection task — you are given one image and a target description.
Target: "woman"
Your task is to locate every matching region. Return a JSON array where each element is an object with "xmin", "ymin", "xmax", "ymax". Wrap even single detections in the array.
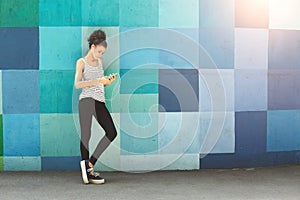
[{"xmin": 74, "ymin": 29, "xmax": 118, "ymax": 184}]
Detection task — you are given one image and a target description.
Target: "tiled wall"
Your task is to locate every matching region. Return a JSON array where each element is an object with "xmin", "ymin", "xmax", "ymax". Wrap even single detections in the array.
[{"xmin": 0, "ymin": 0, "xmax": 299, "ymax": 171}]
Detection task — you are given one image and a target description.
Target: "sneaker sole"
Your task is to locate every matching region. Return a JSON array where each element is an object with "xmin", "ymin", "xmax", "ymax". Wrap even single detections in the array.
[
  {"xmin": 80, "ymin": 160, "xmax": 89, "ymax": 184},
  {"xmin": 89, "ymin": 179, "xmax": 105, "ymax": 184}
]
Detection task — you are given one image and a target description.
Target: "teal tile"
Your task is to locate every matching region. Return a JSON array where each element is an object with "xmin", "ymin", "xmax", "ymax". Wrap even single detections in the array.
[
  {"xmin": 0, "ymin": 71, "xmax": 2, "ymax": 114},
  {"xmin": 120, "ymin": 0, "xmax": 159, "ymax": 27},
  {"xmin": 4, "ymin": 156, "xmax": 41, "ymax": 171},
  {"xmin": 40, "ymin": 70, "xmax": 75, "ymax": 113},
  {"xmin": 120, "ymin": 69, "xmax": 158, "ymax": 94},
  {"xmin": 40, "ymin": 27, "xmax": 82, "ymax": 70},
  {"xmin": 121, "ymin": 113, "xmax": 158, "ymax": 154},
  {"xmin": 39, "ymin": 0, "xmax": 81, "ymax": 26},
  {"xmin": 159, "ymin": 0, "xmax": 199, "ymax": 28},
  {"xmin": 162, "ymin": 154, "xmax": 199, "ymax": 170},
  {"xmin": 82, "ymin": 0, "xmax": 119, "ymax": 26},
  {"xmin": 40, "ymin": 114, "xmax": 80, "ymax": 156},
  {"xmin": 0, "ymin": 115, "xmax": 2, "ymax": 156},
  {"xmin": 0, "ymin": 157, "xmax": 3, "ymax": 171},
  {"xmin": 0, "ymin": 0, "xmax": 38, "ymax": 27},
  {"xmin": 120, "ymin": 94, "xmax": 158, "ymax": 113}
]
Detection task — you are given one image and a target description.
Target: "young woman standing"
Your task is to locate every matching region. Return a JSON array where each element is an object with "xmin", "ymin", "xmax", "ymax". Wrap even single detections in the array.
[{"xmin": 74, "ymin": 29, "xmax": 118, "ymax": 184}]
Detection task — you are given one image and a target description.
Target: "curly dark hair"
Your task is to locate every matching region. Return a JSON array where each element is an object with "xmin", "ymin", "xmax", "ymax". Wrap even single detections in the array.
[{"xmin": 88, "ymin": 29, "xmax": 107, "ymax": 49}]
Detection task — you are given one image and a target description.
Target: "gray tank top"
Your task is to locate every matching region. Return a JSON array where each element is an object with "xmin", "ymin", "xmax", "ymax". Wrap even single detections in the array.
[{"xmin": 79, "ymin": 58, "xmax": 105, "ymax": 103}]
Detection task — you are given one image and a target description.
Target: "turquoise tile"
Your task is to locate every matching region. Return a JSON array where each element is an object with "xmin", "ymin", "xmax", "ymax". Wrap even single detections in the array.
[
  {"xmin": 199, "ymin": 0, "xmax": 234, "ymax": 28},
  {"xmin": 121, "ymin": 113, "xmax": 158, "ymax": 154},
  {"xmin": 4, "ymin": 156, "xmax": 41, "ymax": 171},
  {"xmin": 82, "ymin": 0, "xmax": 119, "ymax": 26},
  {"xmin": 40, "ymin": 70, "xmax": 75, "ymax": 113},
  {"xmin": 267, "ymin": 110, "xmax": 300, "ymax": 152},
  {"xmin": 120, "ymin": 69, "xmax": 158, "ymax": 94},
  {"xmin": 158, "ymin": 113, "xmax": 200, "ymax": 154},
  {"xmin": 120, "ymin": 0, "xmax": 159, "ymax": 27},
  {"xmin": 120, "ymin": 94, "xmax": 158, "ymax": 113},
  {"xmin": 39, "ymin": 0, "xmax": 81, "ymax": 26},
  {"xmin": 3, "ymin": 114, "xmax": 40, "ymax": 156},
  {"xmin": 40, "ymin": 27, "xmax": 82, "ymax": 70},
  {"xmin": 159, "ymin": 0, "xmax": 199, "ymax": 28},
  {"xmin": 0, "ymin": 0, "xmax": 38, "ymax": 27},
  {"xmin": 40, "ymin": 114, "xmax": 80, "ymax": 157}
]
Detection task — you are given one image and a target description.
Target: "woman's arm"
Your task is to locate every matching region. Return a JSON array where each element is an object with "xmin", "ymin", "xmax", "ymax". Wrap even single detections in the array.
[{"xmin": 74, "ymin": 59, "xmax": 109, "ymax": 89}]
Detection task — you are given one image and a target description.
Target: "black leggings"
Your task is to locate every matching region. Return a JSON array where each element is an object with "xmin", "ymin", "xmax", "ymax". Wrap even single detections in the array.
[{"xmin": 78, "ymin": 98, "xmax": 117, "ymax": 166}]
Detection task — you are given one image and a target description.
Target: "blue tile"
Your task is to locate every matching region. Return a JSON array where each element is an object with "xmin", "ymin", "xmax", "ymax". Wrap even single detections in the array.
[
  {"xmin": 199, "ymin": 28, "xmax": 234, "ymax": 69},
  {"xmin": 3, "ymin": 114, "xmax": 40, "ymax": 156},
  {"xmin": 159, "ymin": 69, "xmax": 199, "ymax": 112},
  {"xmin": 268, "ymin": 70, "xmax": 300, "ymax": 110},
  {"xmin": 40, "ymin": 27, "xmax": 82, "ymax": 70},
  {"xmin": 2, "ymin": 70, "xmax": 39, "ymax": 114},
  {"xmin": 200, "ymin": 151, "xmax": 300, "ymax": 169},
  {"xmin": 269, "ymin": 29, "xmax": 300, "ymax": 70},
  {"xmin": 235, "ymin": 111, "xmax": 267, "ymax": 155},
  {"xmin": 42, "ymin": 156, "xmax": 81, "ymax": 170},
  {"xmin": 0, "ymin": 27, "xmax": 38, "ymax": 69},
  {"xmin": 235, "ymin": 70, "xmax": 267, "ymax": 111},
  {"xmin": 267, "ymin": 110, "xmax": 300, "ymax": 152}
]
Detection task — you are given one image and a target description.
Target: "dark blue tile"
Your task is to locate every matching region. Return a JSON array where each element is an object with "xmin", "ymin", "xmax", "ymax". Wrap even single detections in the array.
[
  {"xmin": 42, "ymin": 156, "xmax": 81, "ymax": 171},
  {"xmin": 268, "ymin": 70, "xmax": 300, "ymax": 110},
  {"xmin": 2, "ymin": 70, "xmax": 40, "ymax": 114},
  {"xmin": 235, "ymin": 111, "xmax": 267, "ymax": 155},
  {"xmin": 0, "ymin": 27, "xmax": 38, "ymax": 69},
  {"xmin": 159, "ymin": 69, "xmax": 199, "ymax": 112}
]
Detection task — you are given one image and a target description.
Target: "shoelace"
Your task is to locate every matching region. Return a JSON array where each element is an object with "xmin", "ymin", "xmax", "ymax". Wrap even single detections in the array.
[{"xmin": 89, "ymin": 169, "xmax": 101, "ymax": 177}]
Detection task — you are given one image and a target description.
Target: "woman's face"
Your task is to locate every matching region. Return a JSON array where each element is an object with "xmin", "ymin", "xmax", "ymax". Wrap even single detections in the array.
[{"xmin": 92, "ymin": 45, "xmax": 106, "ymax": 59}]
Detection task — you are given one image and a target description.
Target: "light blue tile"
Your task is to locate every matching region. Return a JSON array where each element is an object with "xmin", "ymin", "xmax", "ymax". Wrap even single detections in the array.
[
  {"xmin": 3, "ymin": 114, "xmax": 40, "ymax": 156},
  {"xmin": 199, "ymin": 28, "xmax": 234, "ymax": 69},
  {"xmin": 40, "ymin": 27, "xmax": 82, "ymax": 70},
  {"xmin": 158, "ymin": 113, "xmax": 200, "ymax": 154},
  {"xmin": 159, "ymin": 0, "xmax": 199, "ymax": 28},
  {"xmin": 2, "ymin": 70, "xmax": 39, "ymax": 114},
  {"xmin": 267, "ymin": 110, "xmax": 300, "ymax": 152},
  {"xmin": 235, "ymin": 70, "xmax": 267, "ymax": 111},
  {"xmin": 199, "ymin": 0, "xmax": 234, "ymax": 28},
  {"xmin": 4, "ymin": 156, "xmax": 41, "ymax": 171},
  {"xmin": 199, "ymin": 112, "xmax": 235, "ymax": 154},
  {"xmin": 199, "ymin": 69, "xmax": 234, "ymax": 112},
  {"xmin": 162, "ymin": 154, "xmax": 199, "ymax": 170}
]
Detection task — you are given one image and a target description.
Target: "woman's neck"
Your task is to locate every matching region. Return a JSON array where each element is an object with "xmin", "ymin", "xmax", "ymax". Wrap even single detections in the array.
[{"xmin": 85, "ymin": 51, "xmax": 98, "ymax": 62}]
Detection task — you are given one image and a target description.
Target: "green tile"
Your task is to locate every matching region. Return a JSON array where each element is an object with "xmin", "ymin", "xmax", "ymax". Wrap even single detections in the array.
[
  {"xmin": 120, "ymin": 69, "xmax": 159, "ymax": 94},
  {"xmin": 0, "ymin": 115, "xmax": 2, "ymax": 156},
  {"xmin": 121, "ymin": 94, "xmax": 158, "ymax": 113},
  {"xmin": 0, "ymin": 157, "xmax": 3, "ymax": 171},
  {"xmin": 82, "ymin": 0, "xmax": 119, "ymax": 26},
  {"xmin": 120, "ymin": 0, "xmax": 159, "ymax": 27},
  {"xmin": 39, "ymin": 0, "xmax": 81, "ymax": 26},
  {"xmin": 40, "ymin": 114, "xmax": 80, "ymax": 156},
  {"xmin": 40, "ymin": 70, "xmax": 75, "ymax": 113},
  {"xmin": 0, "ymin": 0, "xmax": 38, "ymax": 27}
]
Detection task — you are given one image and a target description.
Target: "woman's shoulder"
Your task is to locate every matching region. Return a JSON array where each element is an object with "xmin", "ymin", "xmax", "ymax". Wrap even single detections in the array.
[{"xmin": 76, "ymin": 58, "xmax": 85, "ymax": 71}]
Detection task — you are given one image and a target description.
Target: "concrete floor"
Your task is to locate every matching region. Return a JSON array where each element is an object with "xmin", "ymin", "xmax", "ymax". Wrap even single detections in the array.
[{"xmin": 0, "ymin": 164, "xmax": 299, "ymax": 200}]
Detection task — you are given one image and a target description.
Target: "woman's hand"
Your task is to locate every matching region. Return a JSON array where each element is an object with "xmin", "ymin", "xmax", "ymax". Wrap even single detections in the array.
[{"xmin": 98, "ymin": 73, "xmax": 118, "ymax": 86}]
